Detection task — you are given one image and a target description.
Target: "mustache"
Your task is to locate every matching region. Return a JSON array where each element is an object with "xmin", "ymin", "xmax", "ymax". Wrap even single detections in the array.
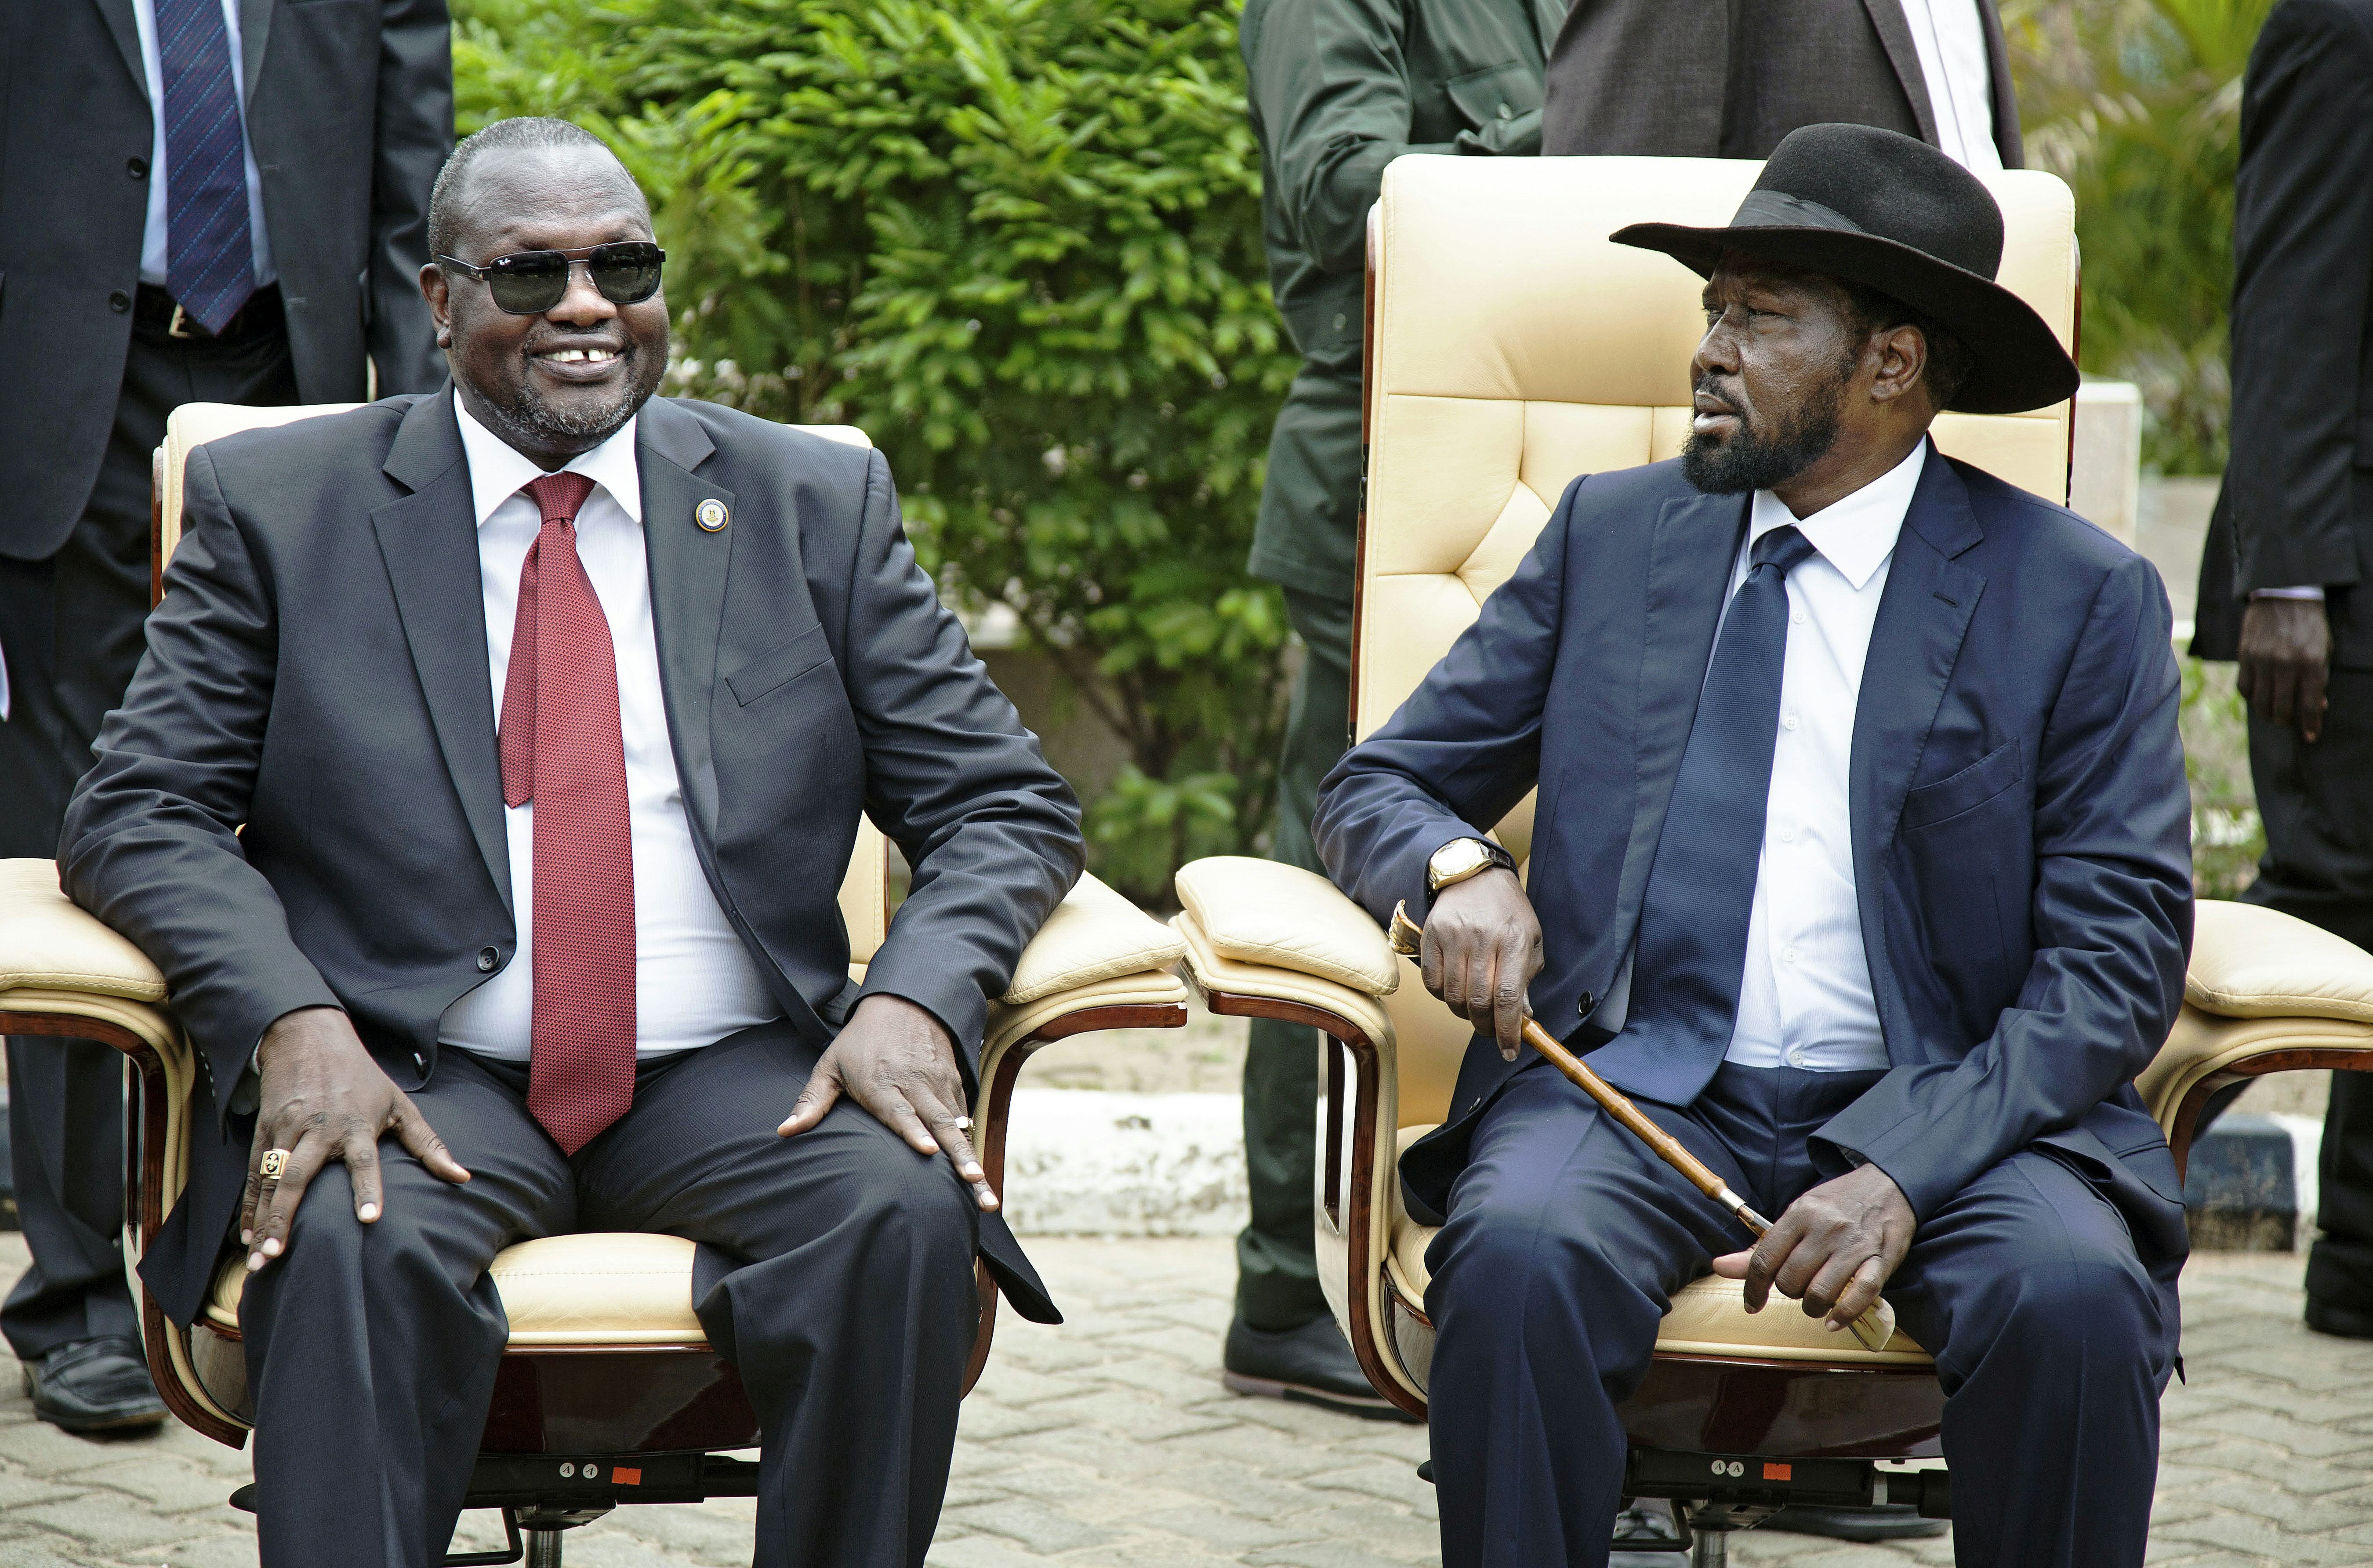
[{"xmin": 1693, "ymin": 375, "xmax": 1744, "ymax": 416}]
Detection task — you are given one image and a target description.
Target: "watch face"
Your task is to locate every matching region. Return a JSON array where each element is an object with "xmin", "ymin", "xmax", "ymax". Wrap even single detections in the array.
[{"xmin": 1432, "ymin": 840, "xmax": 1483, "ymax": 883}]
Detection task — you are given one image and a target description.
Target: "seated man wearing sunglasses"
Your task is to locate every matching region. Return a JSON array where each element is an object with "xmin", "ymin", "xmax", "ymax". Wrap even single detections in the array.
[{"xmin": 58, "ymin": 116, "xmax": 1083, "ymax": 1568}]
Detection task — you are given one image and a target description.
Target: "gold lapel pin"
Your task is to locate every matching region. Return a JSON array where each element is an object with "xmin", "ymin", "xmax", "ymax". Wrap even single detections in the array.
[{"xmin": 695, "ymin": 498, "xmax": 729, "ymax": 532}]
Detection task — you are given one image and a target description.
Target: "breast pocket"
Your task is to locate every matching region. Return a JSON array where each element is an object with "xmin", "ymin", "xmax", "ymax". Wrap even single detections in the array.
[
  {"xmin": 1900, "ymin": 738, "xmax": 2024, "ymax": 832},
  {"xmin": 725, "ymin": 624, "xmax": 832, "ymax": 707},
  {"xmin": 1442, "ymin": 61, "xmax": 1538, "ymax": 132}
]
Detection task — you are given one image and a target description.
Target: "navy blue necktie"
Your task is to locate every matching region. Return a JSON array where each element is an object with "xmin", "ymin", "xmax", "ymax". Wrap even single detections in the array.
[
  {"xmin": 1597, "ymin": 523, "xmax": 1818, "ymax": 1105},
  {"xmin": 157, "ymin": 0, "xmax": 256, "ymax": 334}
]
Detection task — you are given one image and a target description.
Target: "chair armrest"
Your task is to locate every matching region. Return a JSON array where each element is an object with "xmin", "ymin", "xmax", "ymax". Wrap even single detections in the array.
[
  {"xmin": 1001, "ymin": 871, "xmax": 1186, "ymax": 1005},
  {"xmin": 2138, "ymin": 901, "xmax": 2373, "ymax": 1136},
  {"xmin": 2183, "ymin": 900, "xmax": 2373, "ymax": 1023},
  {"xmin": 0, "ymin": 858, "xmax": 168, "ymax": 1002},
  {"xmin": 1170, "ymin": 928, "xmax": 1393, "ymax": 1063},
  {"xmin": 1172, "ymin": 856, "xmax": 1399, "ymax": 998}
]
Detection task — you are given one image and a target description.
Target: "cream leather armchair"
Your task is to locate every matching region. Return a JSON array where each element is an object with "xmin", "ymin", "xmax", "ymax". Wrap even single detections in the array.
[
  {"xmin": 1171, "ymin": 153, "xmax": 2373, "ymax": 1553},
  {"xmin": 0, "ymin": 401, "xmax": 1190, "ymax": 1566}
]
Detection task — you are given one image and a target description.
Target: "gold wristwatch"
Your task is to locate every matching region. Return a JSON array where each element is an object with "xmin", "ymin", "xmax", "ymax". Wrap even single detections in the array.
[{"xmin": 1426, "ymin": 836, "xmax": 1517, "ymax": 896}]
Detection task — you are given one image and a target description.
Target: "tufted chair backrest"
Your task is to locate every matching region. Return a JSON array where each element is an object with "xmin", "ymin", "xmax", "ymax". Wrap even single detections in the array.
[
  {"xmin": 1358, "ymin": 155, "xmax": 2079, "ymax": 1127},
  {"xmin": 154, "ymin": 402, "xmax": 893, "ymax": 959}
]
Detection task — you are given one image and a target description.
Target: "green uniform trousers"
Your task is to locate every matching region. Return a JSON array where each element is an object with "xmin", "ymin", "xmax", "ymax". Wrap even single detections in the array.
[{"xmin": 1237, "ymin": 587, "xmax": 1353, "ymax": 1329}]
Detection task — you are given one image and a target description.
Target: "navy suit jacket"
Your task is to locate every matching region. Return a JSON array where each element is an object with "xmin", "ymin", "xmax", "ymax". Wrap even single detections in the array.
[
  {"xmin": 61, "ymin": 390, "xmax": 1085, "ymax": 1327},
  {"xmin": 1315, "ymin": 448, "xmax": 2193, "ymax": 1259}
]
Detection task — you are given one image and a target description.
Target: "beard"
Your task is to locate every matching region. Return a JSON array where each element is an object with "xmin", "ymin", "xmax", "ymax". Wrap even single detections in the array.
[
  {"xmin": 476, "ymin": 340, "xmax": 665, "ymax": 452},
  {"xmin": 1681, "ymin": 364, "xmax": 1851, "ymax": 495}
]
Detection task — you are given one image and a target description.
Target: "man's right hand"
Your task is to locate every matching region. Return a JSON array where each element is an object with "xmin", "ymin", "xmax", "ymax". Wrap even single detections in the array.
[
  {"xmin": 240, "ymin": 1006, "xmax": 469, "ymax": 1273},
  {"xmin": 2239, "ymin": 595, "xmax": 2333, "ymax": 741},
  {"xmin": 1419, "ymin": 867, "xmax": 1544, "ymax": 1061}
]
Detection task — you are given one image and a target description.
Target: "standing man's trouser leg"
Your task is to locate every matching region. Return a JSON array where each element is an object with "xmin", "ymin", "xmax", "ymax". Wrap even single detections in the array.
[
  {"xmin": 1425, "ymin": 1061, "xmax": 2178, "ymax": 1568},
  {"xmin": 242, "ymin": 1023, "xmax": 980, "ymax": 1568},
  {"xmin": 1237, "ymin": 587, "xmax": 1352, "ymax": 1331},
  {"xmin": 0, "ymin": 311, "xmax": 295, "ymax": 1361},
  {"xmin": 2242, "ymin": 669, "xmax": 2373, "ymax": 1310}
]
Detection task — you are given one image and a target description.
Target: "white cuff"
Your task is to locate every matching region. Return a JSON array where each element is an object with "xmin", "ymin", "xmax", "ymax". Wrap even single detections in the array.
[{"xmin": 2251, "ymin": 586, "xmax": 2327, "ymax": 601}]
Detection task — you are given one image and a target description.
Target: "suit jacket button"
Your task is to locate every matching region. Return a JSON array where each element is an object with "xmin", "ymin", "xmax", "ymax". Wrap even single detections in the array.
[
  {"xmin": 1577, "ymin": 991, "xmax": 1594, "ymax": 1016},
  {"xmin": 109, "ymin": 290, "xmax": 131, "ymax": 313},
  {"xmin": 127, "ymin": 157, "xmax": 148, "ymax": 179},
  {"xmin": 477, "ymin": 947, "xmax": 499, "ymax": 973}
]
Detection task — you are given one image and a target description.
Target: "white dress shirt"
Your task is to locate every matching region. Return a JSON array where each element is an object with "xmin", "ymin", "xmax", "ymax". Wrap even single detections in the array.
[
  {"xmin": 130, "ymin": 0, "xmax": 278, "ymax": 288},
  {"xmin": 1571, "ymin": 444, "xmax": 1925, "ymax": 1070},
  {"xmin": 1719, "ymin": 440, "xmax": 1928, "ymax": 1070},
  {"xmin": 438, "ymin": 397, "xmax": 784, "ymax": 1060},
  {"xmin": 1898, "ymin": 0, "xmax": 2004, "ymax": 174}
]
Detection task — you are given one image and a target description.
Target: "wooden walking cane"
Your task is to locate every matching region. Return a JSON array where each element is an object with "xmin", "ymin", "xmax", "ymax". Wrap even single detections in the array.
[{"xmin": 1388, "ymin": 903, "xmax": 1898, "ymax": 1353}]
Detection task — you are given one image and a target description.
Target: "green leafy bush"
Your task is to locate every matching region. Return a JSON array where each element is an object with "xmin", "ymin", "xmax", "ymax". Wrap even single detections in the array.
[
  {"xmin": 454, "ymin": 0, "xmax": 1298, "ymax": 903},
  {"xmin": 2010, "ymin": 0, "xmax": 2275, "ymax": 473}
]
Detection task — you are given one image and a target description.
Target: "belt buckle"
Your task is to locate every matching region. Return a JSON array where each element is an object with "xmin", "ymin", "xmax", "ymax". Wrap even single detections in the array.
[{"xmin": 167, "ymin": 303, "xmax": 202, "ymax": 340}]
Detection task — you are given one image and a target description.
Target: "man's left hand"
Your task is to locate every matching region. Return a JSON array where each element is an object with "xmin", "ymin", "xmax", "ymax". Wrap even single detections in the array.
[
  {"xmin": 1710, "ymin": 1164, "xmax": 1913, "ymax": 1333},
  {"xmin": 777, "ymin": 994, "xmax": 997, "ymax": 1212}
]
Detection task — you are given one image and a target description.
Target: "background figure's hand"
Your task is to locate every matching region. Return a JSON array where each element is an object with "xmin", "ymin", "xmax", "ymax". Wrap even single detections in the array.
[
  {"xmin": 2238, "ymin": 595, "xmax": 2333, "ymax": 741},
  {"xmin": 1420, "ymin": 866, "xmax": 1544, "ymax": 1062},
  {"xmin": 241, "ymin": 1006, "xmax": 471, "ymax": 1273},
  {"xmin": 778, "ymin": 994, "xmax": 996, "ymax": 1212},
  {"xmin": 1711, "ymin": 1163, "xmax": 1913, "ymax": 1333}
]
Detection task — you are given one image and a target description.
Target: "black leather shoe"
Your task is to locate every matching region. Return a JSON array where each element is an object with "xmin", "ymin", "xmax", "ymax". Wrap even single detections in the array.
[
  {"xmin": 1764, "ymin": 1503, "xmax": 1946, "ymax": 1541},
  {"xmin": 2306, "ymin": 1297, "xmax": 2373, "ymax": 1339},
  {"xmin": 21, "ymin": 1336, "xmax": 168, "ymax": 1434},
  {"xmin": 1223, "ymin": 1315, "xmax": 1418, "ymax": 1421}
]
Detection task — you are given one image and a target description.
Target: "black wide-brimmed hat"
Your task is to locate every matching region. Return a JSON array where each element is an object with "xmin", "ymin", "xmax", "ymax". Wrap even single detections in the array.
[{"xmin": 1610, "ymin": 123, "xmax": 2079, "ymax": 415}]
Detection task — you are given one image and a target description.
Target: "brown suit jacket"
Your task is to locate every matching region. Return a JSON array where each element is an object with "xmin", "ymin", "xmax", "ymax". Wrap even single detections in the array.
[{"xmin": 1543, "ymin": 0, "xmax": 2021, "ymax": 166}]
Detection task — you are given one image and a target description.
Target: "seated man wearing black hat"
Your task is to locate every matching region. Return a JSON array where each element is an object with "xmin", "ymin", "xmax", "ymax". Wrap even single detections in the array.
[{"xmin": 1316, "ymin": 124, "xmax": 2190, "ymax": 1568}]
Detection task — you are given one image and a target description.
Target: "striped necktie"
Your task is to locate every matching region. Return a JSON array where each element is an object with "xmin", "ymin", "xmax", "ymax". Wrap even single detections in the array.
[{"xmin": 156, "ymin": 0, "xmax": 257, "ymax": 334}]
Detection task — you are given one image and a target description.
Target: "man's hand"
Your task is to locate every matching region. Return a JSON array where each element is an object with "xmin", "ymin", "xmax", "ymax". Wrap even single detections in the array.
[
  {"xmin": 1711, "ymin": 1164, "xmax": 1913, "ymax": 1334},
  {"xmin": 241, "ymin": 1007, "xmax": 471, "ymax": 1273},
  {"xmin": 1420, "ymin": 867, "xmax": 1544, "ymax": 1061},
  {"xmin": 778, "ymin": 994, "xmax": 996, "ymax": 1212},
  {"xmin": 2239, "ymin": 595, "xmax": 2333, "ymax": 741}
]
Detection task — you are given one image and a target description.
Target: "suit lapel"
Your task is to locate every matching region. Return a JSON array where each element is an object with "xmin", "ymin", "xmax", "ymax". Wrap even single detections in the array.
[
  {"xmin": 370, "ymin": 392, "xmax": 512, "ymax": 905},
  {"xmin": 92, "ymin": 0, "xmax": 146, "ymax": 102},
  {"xmin": 238, "ymin": 0, "xmax": 273, "ymax": 104},
  {"xmin": 636, "ymin": 401, "xmax": 730, "ymax": 837},
  {"xmin": 1860, "ymin": 0, "xmax": 1941, "ymax": 146},
  {"xmin": 1849, "ymin": 449, "xmax": 1983, "ymax": 1034},
  {"xmin": 1614, "ymin": 489, "xmax": 1751, "ymax": 929}
]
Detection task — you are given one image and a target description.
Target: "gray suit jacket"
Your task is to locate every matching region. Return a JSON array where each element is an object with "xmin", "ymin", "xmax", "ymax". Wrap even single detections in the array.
[
  {"xmin": 60, "ymin": 391, "xmax": 1085, "ymax": 1328},
  {"xmin": 1543, "ymin": 0, "xmax": 2022, "ymax": 166},
  {"xmin": 0, "ymin": 0, "xmax": 451, "ymax": 562}
]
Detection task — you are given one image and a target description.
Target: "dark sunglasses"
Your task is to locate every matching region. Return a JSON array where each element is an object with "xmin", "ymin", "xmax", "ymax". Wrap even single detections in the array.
[{"xmin": 435, "ymin": 242, "xmax": 667, "ymax": 315}]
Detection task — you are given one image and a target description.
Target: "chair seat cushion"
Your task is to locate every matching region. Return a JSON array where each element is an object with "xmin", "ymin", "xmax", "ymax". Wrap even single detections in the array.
[
  {"xmin": 1385, "ymin": 1125, "xmax": 1932, "ymax": 1368},
  {"xmin": 206, "ymin": 1232, "xmax": 710, "ymax": 1347}
]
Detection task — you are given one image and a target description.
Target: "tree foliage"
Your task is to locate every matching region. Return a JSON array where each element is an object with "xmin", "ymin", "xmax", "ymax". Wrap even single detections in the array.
[
  {"xmin": 2010, "ymin": 0, "xmax": 2277, "ymax": 472},
  {"xmin": 454, "ymin": 0, "xmax": 1298, "ymax": 901}
]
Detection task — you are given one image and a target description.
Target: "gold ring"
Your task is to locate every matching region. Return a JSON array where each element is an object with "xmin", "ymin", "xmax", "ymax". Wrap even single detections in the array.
[
  {"xmin": 260, "ymin": 1149, "xmax": 290, "ymax": 1179},
  {"xmin": 954, "ymin": 1116, "xmax": 973, "ymax": 1132}
]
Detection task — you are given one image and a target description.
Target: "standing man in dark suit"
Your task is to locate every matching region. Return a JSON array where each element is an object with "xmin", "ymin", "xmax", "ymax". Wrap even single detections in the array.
[
  {"xmin": 60, "ymin": 117, "xmax": 1081, "ymax": 1567},
  {"xmin": 1319, "ymin": 127, "xmax": 2189, "ymax": 1568},
  {"xmin": 0, "ymin": 0, "xmax": 450, "ymax": 1431},
  {"xmin": 1545, "ymin": 0, "xmax": 2022, "ymax": 169},
  {"xmin": 1230, "ymin": 0, "xmax": 1558, "ymax": 1420},
  {"xmin": 2192, "ymin": 0, "xmax": 2373, "ymax": 1340}
]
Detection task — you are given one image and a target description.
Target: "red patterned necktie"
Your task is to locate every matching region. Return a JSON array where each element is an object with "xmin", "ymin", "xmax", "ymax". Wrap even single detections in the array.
[{"xmin": 498, "ymin": 472, "xmax": 636, "ymax": 1153}]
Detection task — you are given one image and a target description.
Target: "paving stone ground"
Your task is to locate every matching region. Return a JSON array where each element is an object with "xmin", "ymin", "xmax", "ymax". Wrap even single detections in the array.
[{"xmin": 0, "ymin": 1237, "xmax": 2367, "ymax": 1567}]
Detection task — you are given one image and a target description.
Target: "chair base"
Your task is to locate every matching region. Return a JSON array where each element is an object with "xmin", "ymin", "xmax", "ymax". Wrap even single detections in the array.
[{"xmin": 229, "ymin": 1450, "xmax": 763, "ymax": 1566}]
